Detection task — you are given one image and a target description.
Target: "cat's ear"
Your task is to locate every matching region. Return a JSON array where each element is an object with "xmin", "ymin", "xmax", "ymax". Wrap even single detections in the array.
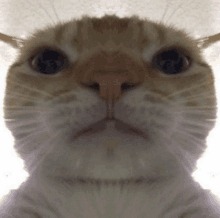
[
  {"xmin": 197, "ymin": 32, "xmax": 220, "ymax": 49},
  {"xmin": 0, "ymin": 32, "xmax": 24, "ymax": 49},
  {"xmin": 0, "ymin": 31, "xmax": 219, "ymax": 50}
]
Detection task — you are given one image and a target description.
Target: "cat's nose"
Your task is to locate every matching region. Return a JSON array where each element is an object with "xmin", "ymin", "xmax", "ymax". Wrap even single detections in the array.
[
  {"xmin": 84, "ymin": 74, "xmax": 140, "ymax": 102},
  {"xmin": 77, "ymin": 52, "xmax": 145, "ymax": 103}
]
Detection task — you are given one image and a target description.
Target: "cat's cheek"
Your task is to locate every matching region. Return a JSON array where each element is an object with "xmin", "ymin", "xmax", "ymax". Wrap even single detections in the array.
[
  {"xmin": 114, "ymin": 88, "xmax": 177, "ymax": 137},
  {"xmin": 38, "ymin": 89, "xmax": 107, "ymax": 136}
]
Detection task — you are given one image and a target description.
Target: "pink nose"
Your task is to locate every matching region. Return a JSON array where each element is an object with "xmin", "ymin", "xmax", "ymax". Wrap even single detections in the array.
[
  {"xmin": 76, "ymin": 52, "xmax": 146, "ymax": 102},
  {"xmin": 92, "ymin": 73, "xmax": 137, "ymax": 101}
]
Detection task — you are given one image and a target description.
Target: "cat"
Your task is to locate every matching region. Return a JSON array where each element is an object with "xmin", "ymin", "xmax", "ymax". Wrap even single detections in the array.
[{"xmin": 0, "ymin": 14, "xmax": 220, "ymax": 218}]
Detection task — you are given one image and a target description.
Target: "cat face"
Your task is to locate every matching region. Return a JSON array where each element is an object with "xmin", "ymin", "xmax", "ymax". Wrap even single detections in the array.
[{"xmin": 4, "ymin": 15, "xmax": 216, "ymax": 183}]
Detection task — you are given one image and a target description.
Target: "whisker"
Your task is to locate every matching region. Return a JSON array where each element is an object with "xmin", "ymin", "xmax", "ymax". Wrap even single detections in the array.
[
  {"xmin": 4, "ymin": 120, "xmax": 39, "ymax": 128},
  {"xmin": 172, "ymin": 94, "xmax": 215, "ymax": 104},
  {"xmin": 165, "ymin": 79, "xmax": 214, "ymax": 99},
  {"xmin": 175, "ymin": 127, "xmax": 205, "ymax": 139},
  {"xmin": 37, "ymin": 0, "xmax": 56, "ymax": 25},
  {"xmin": 164, "ymin": 0, "xmax": 184, "ymax": 24},
  {"xmin": 28, "ymin": 130, "xmax": 63, "ymax": 176},
  {"xmin": 49, "ymin": 0, "xmax": 60, "ymax": 22},
  {"xmin": 174, "ymin": 111, "xmax": 216, "ymax": 120},
  {"xmin": 3, "ymin": 106, "xmax": 41, "ymax": 111},
  {"xmin": 160, "ymin": 0, "xmax": 171, "ymax": 22},
  {"xmin": 167, "ymin": 92, "xmax": 215, "ymax": 103},
  {"xmin": 3, "ymin": 110, "xmax": 45, "ymax": 115},
  {"xmin": 174, "ymin": 106, "xmax": 216, "ymax": 111},
  {"xmin": 14, "ymin": 128, "xmax": 48, "ymax": 146},
  {"xmin": 24, "ymin": 0, "xmax": 55, "ymax": 25},
  {"xmin": 180, "ymin": 120, "xmax": 214, "ymax": 131},
  {"xmin": 5, "ymin": 93, "xmax": 47, "ymax": 102},
  {"xmin": 153, "ymin": 127, "xmax": 196, "ymax": 173},
  {"xmin": 6, "ymin": 79, "xmax": 53, "ymax": 97},
  {"xmin": 177, "ymin": 94, "xmax": 214, "ymax": 102}
]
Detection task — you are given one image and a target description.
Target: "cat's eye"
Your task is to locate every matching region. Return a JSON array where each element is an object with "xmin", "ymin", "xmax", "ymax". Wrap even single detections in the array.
[
  {"xmin": 152, "ymin": 48, "xmax": 190, "ymax": 75},
  {"xmin": 30, "ymin": 48, "xmax": 69, "ymax": 75}
]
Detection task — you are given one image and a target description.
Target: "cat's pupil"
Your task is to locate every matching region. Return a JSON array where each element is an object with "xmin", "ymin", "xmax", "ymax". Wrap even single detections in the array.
[
  {"xmin": 153, "ymin": 48, "xmax": 189, "ymax": 75},
  {"xmin": 31, "ymin": 49, "xmax": 68, "ymax": 74}
]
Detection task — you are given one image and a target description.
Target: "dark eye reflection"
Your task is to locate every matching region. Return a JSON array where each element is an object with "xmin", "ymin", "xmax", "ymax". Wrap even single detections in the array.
[
  {"xmin": 30, "ymin": 48, "xmax": 69, "ymax": 75},
  {"xmin": 152, "ymin": 48, "xmax": 191, "ymax": 75}
]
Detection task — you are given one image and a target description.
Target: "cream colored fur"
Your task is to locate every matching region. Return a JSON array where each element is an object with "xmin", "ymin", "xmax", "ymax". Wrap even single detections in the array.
[{"xmin": 1, "ymin": 15, "xmax": 220, "ymax": 217}]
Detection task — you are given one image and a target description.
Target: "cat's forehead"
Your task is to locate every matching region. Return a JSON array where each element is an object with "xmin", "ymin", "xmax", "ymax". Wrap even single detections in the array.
[{"xmin": 20, "ymin": 15, "xmax": 201, "ymax": 64}]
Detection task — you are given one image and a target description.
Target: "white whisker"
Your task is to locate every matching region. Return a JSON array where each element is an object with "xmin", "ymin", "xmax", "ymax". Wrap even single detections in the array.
[
  {"xmin": 166, "ymin": 80, "xmax": 214, "ymax": 99},
  {"xmin": 49, "ymin": 0, "xmax": 60, "ymax": 22},
  {"xmin": 27, "ymin": 130, "xmax": 63, "ymax": 176},
  {"xmin": 6, "ymin": 78, "xmax": 53, "ymax": 97}
]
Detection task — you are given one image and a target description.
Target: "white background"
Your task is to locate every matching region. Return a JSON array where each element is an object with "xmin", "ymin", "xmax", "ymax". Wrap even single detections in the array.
[{"xmin": 0, "ymin": 0, "xmax": 220, "ymax": 200}]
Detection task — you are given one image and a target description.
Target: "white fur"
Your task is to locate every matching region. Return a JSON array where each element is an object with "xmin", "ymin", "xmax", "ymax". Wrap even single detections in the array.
[{"xmin": 1, "ymin": 15, "xmax": 220, "ymax": 218}]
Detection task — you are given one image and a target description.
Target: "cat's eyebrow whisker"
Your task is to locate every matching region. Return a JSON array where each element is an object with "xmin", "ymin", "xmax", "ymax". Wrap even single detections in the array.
[
  {"xmin": 160, "ymin": 0, "xmax": 170, "ymax": 22},
  {"xmin": 25, "ymin": 0, "xmax": 56, "ymax": 25},
  {"xmin": 163, "ymin": 0, "xmax": 184, "ymax": 25},
  {"xmin": 49, "ymin": 0, "xmax": 60, "ymax": 22}
]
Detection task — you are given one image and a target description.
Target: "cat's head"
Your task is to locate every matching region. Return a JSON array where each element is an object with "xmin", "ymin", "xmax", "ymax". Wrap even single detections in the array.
[{"xmin": 4, "ymin": 15, "xmax": 216, "ymax": 183}]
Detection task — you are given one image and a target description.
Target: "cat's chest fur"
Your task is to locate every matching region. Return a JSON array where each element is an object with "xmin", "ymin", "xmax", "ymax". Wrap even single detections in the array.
[
  {"xmin": 1, "ymin": 15, "xmax": 219, "ymax": 218},
  {"xmin": 14, "ymin": 170, "xmax": 205, "ymax": 218}
]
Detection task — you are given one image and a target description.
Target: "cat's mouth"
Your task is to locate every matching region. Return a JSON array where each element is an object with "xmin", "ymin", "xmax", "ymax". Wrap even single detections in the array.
[
  {"xmin": 74, "ymin": 177, "xmax": 147, "ymax": 185},
  {"xmin": 73, "ymin": 118, "xmax": 146, "ymax": 139}
]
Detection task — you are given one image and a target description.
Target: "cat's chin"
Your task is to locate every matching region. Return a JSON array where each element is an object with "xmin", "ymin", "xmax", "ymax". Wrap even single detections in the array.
[
  {"xmin": 73, "ymin": 118, "xmax": 147, "ymax": 139},
  {"xmin": 60, "ymin": 119, "xmax": 154, "ymax": 182}
]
